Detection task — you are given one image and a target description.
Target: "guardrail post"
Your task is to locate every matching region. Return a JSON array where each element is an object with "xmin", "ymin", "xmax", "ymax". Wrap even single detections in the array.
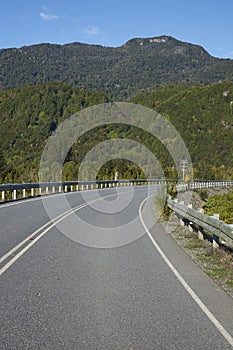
[
  {"xmin": 23, "ymin": 189, "xmax": 26, "ymax": 198},
  {"xmin": 59, "ymin": 186, "xmax": 62, "ymax": 193},
  {"xmin": 52, "ymin": 186, "xmax": 56, "ymax": 193},
  {"xmin": 198, "ymin": 226, "xmax": 204, "ymax": 240},
  {"xmin": 46, "ymin": 187, "xmax": 49, "ymax": 194},
  {"xmin": 213, "ymin": 234, "xmax": 220, "ymax": 249},
  {"xmin": 13, "ymin": 190, "xmax": 17, "ymax": 200},
  {"xmin": 31, "ymin": 188, "xmax": 34, "ymax": 197},
  {"xmin": 188, "ymin": 221, "xmax": 194, "ymax": 232},
  {"xmin": 180, "ymin": 217, "xmax": 185, "ymax": 226},
  {"xmin": 2, "ymin": 191, "xmax": 5, "ymax": 201},
  {"xmin": 76, "ymin": 185, "xmax": 79, "ymax": 191},
  {"xmin": 65, "ymin": 185, "xmax": 68, "ymax": 192}
]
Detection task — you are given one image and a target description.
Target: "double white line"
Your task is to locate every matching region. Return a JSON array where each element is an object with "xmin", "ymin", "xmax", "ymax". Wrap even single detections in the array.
[
  {"xmin": 0, "ymin": 195, "xmax": 112, "ymax": 277},
  {"xmin": 0, "ymin": 187, "xmax": 145, "ymax": 277}
]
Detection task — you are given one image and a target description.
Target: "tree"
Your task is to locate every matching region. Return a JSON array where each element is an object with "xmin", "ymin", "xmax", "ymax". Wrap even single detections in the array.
[{"xmin": 0, "ymin": 148, "xmax": 6, "ymax": 182}]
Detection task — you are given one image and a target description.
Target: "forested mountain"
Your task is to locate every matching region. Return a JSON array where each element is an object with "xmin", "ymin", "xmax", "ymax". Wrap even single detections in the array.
[
  {"xmin": 0, "ymin": 81, "xmax": 233, "ymax": 182},
  {"xmin": 1, "ymin": 36, "xmax": 233, "ymax": 99}
]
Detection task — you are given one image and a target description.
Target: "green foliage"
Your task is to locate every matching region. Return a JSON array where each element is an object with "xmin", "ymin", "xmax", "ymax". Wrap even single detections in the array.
[
  {"xmin": 198, "ymin": 189, "xmax": 208, "ymax": 202},
  {"xmin": 167, "ymin": 183, "xmax": 178, "ymax": 199},
  {"xmin": 158, "ymin": 183, "xmax": 177, "ymax": 219},
  {"xmin": 131, "ymin": 81, "xmax": 233, "ymax": 178},
  {"xmin": 0, "ymin": 82, "xmax": 109, "ymax": 182},
  {"xmin": 0, "ymin": 82, "xmax": 171, "ymax": 183},
  {"xmin": 96, "ymin": 159, "xmax": 146, "ymax": 180},
  {"xmin": 0, "ymin": 148, "xmax": 5, "ymax": 182},
  {"xmin": 203, "ymin": 191, "xmax": 233, "ymax": 224},
  {"xmin": 1, "ymin": 80, "xmax": 233, "ymax": 183}
]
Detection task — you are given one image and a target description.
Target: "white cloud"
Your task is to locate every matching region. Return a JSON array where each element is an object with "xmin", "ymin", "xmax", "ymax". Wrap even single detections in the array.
[
  {"xmin": 84, "ymin": 26, "xmax": 100, "ymax": 36},
  {"xmin": 40, "ymin": 10, "xmax": 60, "ymax": 21}
]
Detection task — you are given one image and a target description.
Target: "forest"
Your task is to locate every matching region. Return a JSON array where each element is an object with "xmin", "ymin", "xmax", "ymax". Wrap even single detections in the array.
[
  {"xmin": 0, "ymin": 81, "xmax": 233, "ymax": 183},
  {"xmin": 1, "ymin": 36, "xmax": 233, "ymax": 99}
]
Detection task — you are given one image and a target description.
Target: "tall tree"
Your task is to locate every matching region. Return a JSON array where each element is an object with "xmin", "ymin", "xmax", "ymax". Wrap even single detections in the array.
[{"xmin": 0, "ymin": 148, "xmax": 6, "ymax": 182}]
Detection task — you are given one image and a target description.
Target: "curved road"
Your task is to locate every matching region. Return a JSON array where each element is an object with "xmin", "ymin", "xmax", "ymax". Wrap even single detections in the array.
[{"xmin": 1, "ymin": 186, "xmax": 233, "ymax": 349}]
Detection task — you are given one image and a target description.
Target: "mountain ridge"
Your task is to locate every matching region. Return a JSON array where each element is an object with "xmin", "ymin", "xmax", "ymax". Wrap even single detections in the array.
[
  {"xmin": 0, "ymin": 35, "xmax": 225, "ymax": 55},
  {"xmin": 0, "ymin": 35, "xmax": 233, "ymax": 98}
]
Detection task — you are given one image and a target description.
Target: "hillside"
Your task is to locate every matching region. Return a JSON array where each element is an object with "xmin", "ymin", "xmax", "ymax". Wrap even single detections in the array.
[
  {"xmin": 0, "ymin": 82, "xmax": 110, "ymax": 182},
  {"xmin": 0, "ymin": 81, "xmax": 233, "ymax": 183},
  {"xmin": 0, "ymin": 36, "xmax": 233, "ymax": 99},
  {"xmin": 131, "ymin": 81, "xmax": 233, "ymax": 178}
]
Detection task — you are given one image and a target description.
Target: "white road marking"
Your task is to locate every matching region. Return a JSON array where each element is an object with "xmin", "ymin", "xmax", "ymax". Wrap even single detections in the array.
[
  {"xmin": 0, "ymin": 196, "xmax": 106, "ymax": 276},
  {"xmin": 0, "ymin": 187, "xmax": 150, "ymax": 276},
  {"xmin": 0, "ymin": 202, "xmax": 84, "ymax": 265},
  {"xmin": 139, "ymin": 195, "xmax": 233, "ymax": 348}
]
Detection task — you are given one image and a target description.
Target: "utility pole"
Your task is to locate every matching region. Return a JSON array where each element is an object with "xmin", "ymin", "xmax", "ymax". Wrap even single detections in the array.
[{"xmin": 180, "ymin": 160, "xmax": 188, "ymax": 182}]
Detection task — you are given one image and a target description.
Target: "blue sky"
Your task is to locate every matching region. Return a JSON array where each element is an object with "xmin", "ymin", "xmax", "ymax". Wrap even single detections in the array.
[{"xmin": 1, "ymin": 0, "xmax": 233, "ymax": 58}]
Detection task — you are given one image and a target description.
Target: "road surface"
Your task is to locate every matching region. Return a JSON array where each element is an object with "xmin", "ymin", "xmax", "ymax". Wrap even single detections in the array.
[{"xmin": 1, "ymin": 186, "xmax": 233, "ymax": 349}]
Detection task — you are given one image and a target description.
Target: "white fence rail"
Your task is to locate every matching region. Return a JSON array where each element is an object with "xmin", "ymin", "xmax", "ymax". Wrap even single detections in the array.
[
  {"xmin": 1, "ymin": 179, "xmax": 233, "ymax": 203},
  {"xmin": 0, "ymin": 179, "xmax": 170, "ymax": 202},
  {"xmin": 177, "ymin": 180, "xmax": 233, "ymax": 192}
]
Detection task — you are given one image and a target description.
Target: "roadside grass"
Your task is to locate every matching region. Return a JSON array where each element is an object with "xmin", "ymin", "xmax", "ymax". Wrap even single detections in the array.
[
  {"xmin": 198, "ymin": 247, "xmax": 233, "ymax": 286},
  {"xmin": 174, "ymin": 224, "xmax": 233, "ymax": 296}
]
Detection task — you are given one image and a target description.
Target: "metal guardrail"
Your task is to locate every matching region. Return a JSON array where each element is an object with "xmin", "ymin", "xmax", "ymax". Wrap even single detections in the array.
[
  {"xmin": 1, "ymin": 178, "xmax": 233, "ymax": 202},
  {"xmin": 177, "ymin": 180, "xmax": 233, "ymax": 192},
  {"xmin": 167, "ymin": 196, "xmax": 233, "ymax": 249},
  {"xmin": 0, "ymin": 179, "xmax": 171, "ymax": 202}
]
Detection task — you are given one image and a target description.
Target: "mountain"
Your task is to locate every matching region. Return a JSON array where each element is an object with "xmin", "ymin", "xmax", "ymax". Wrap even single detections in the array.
[
  {"xmin": 0, "ymin": 81, "xmax": 233, "ymax": 183},
  {"xmin": 0, "ymin": 36, "xmax": 233, "ymax": 99}
]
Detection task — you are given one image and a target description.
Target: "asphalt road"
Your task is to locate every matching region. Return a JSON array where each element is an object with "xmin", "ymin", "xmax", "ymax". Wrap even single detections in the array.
[{"xmin": 1, "ymin": 186, "xmax": 233, "ymax": 349}]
